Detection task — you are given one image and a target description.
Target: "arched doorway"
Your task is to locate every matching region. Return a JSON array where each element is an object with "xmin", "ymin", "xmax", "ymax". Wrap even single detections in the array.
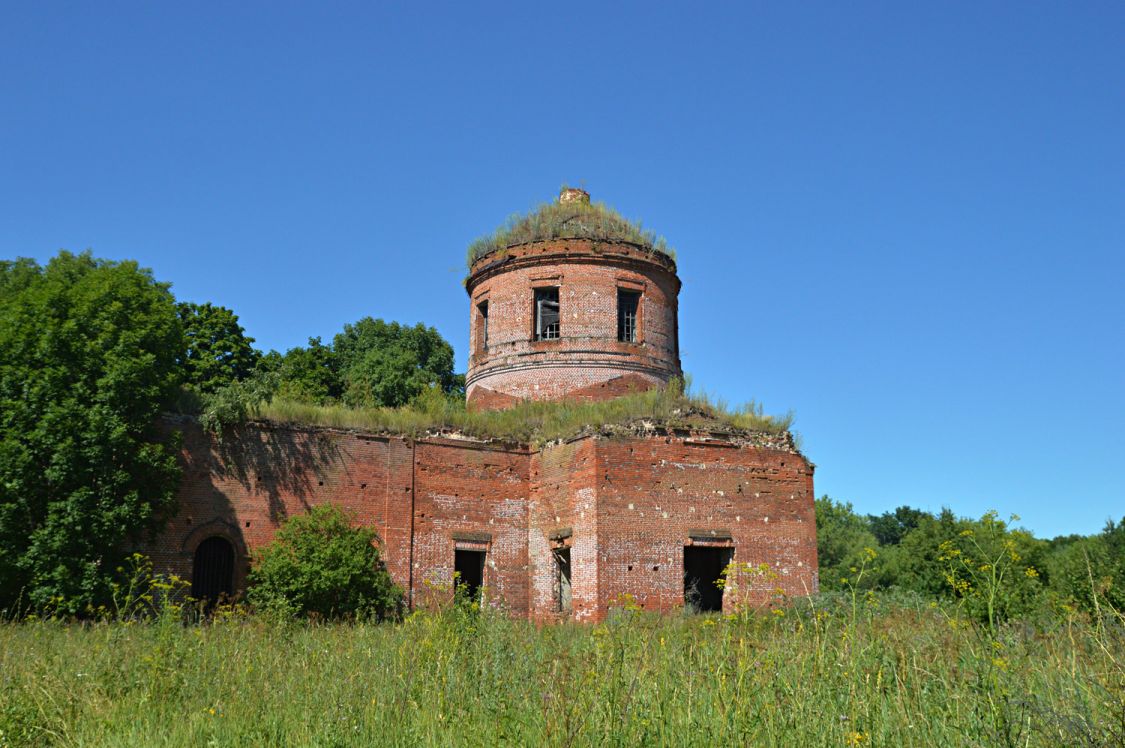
[{"xmin": 192, "ymin": 536, "xmax": 235, "ymax": 605}]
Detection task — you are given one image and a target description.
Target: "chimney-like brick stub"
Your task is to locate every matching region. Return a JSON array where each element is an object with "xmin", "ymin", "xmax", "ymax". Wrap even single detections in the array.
[
  {"xmin": 465, "ymin": 239, "xmax": 682, "ymax": 410},
  {"xmin": 559, "ymin": 187, "xmax": 591, "ymax": 204}
]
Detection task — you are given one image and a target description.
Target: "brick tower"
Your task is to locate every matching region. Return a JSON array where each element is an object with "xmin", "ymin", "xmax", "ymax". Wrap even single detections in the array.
[{"xmin": 465, "ymin": 189, "xmax": 682, "ymax": 410}]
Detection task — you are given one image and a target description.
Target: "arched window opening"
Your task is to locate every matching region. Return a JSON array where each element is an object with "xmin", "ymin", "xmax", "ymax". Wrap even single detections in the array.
[{"xmin": 192, "ymin": 536, "xmax": 235, "ymax": 606}]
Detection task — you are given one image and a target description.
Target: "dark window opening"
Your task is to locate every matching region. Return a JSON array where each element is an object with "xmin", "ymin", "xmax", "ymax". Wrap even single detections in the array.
[
  {"xmin": 192, "ymin": 536, "xmax": 235, "ymax": 608},
  {"xmin": 683, "ymin": 546, "xmax": 733, "ymax": 613},
  {"xmin": 454, "ymin": 549, "xmax": 486, "ymax": 602},
  {"xmin": 534, "ymin": 287, "xmax": 560, "ymax": 341},
  {"xmin": 553, "ymin": 548, "xmax": 572, "ymax": 613},
  {"xmin": 617, "ymin": 289, "xmax": 640, "ymax": 342},
  {"xmin": 477, "ymin": 300, "xmax": 489, "ymax": 349}
]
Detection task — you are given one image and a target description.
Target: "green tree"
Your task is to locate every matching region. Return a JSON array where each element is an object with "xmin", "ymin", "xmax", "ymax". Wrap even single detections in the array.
[
  {"xmin": 0, "ymin": 251, "xmax": 184, "ymax": 613},
  {"xmin": 247, "ymin": 504, "xmax": 402, "ymax": 619},
  {"xmin": 868, "ymin": 505, "xmax": 930, "ymax": 547},
  {"xmin": 178, "ymin": 302, "xmax": 260, "ymax": 394},
  {"xmin": 333, "ymin": 318, "xmax": 459, "ymax": 408},
  {"xmin": 1046, "ymin": 517, "xmax": 1125, "ymax": 613},
  {"xmin": 814, "ymin": 496, "xmax": 880, "ymax": 591},
  {"xmin": 271, "ymin": 337, "xmax": 342, "ymax": 405},
  {"xmin": 241, "ymin": 319, "xmax": 461, "ymax": 412}
]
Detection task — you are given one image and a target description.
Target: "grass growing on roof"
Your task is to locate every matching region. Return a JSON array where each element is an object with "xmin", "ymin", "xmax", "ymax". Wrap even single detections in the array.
[
  {"xmin": 249, "ymin": 380, "xmax": 793, "ymax": 447},
  {"xmin": 466, "ymin": 195, "xmax": 675, "ymax": 269}
]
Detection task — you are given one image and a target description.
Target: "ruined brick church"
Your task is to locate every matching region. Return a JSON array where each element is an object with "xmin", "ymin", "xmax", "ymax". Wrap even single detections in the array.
[{"xmin": 148, "ymin": 189, "xmax": 819, "ymax": 621}]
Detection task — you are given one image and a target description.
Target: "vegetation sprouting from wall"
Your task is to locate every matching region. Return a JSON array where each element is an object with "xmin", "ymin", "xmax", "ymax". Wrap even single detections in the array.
[{"xmin": 466, "ymin": 194, "xmax": 674, "ymax": 269}]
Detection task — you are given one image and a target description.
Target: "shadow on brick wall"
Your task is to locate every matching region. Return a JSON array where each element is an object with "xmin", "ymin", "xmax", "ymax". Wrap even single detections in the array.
[
  {"xmin": 213, "ymin": 424, "xmax": 343, "ymax": 522},
  {"xmin": 169, "ymin": 420, "xmax": 344, "ymax": 525}
]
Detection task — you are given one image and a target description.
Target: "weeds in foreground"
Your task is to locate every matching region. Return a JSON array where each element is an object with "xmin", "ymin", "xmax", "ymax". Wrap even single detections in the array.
[{"xmin": 1, "ymin": 595, "xmax": 1122, "ymax": 747}]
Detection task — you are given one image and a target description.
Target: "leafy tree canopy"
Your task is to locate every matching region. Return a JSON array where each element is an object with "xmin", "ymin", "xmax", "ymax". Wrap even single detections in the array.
[
  {"xmin": 814, "ymin": 496, "xmax": 880, "ymax": 591},
  {"xmin": 257, "ymin": 318, "xmax": 462, "ymax": 410},
  {"xmin": 269, "ymin": 337, "xmax": 343, "ymax": 406},
  {"xmin": 0, "ymin": 251, "xmax": 183, "ymax": 614},
  {"xmin": 867, "ymin": 505, "xmax": 928, "ymax": 547},
  {"xmin": 178, "ymin": 301, "xmax": 259, "ymax": 394},
  {"xmin": 334, "ymin": 317, "xmax": 460, "ymax": 408},
  {"xmin": 246, "ymin": 504, "xmax": 402, "ymax": 620},
  {"xmin": 1045, "ymin": 516, "xmax": 1125, "ymax": 613},
  {"xmin": 811, "ymin": 498, "xmax": 1103, "ymax": 624}
]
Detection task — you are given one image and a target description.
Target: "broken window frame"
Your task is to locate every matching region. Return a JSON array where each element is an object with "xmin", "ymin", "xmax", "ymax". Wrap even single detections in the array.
[
  {"xmin": 617, "ymin": 289, "xmax": 640, "ymax": 343},
  {"xmin": 477, "ymin": 299, "xmax": 489, "ymax": 350},
  {"xmin": 552, "ymin": 546, "xmax": 572, "ymax": 614},
  {"xmin": 533, "ymin": 287, "xmax": 560, "ymax": 341}
]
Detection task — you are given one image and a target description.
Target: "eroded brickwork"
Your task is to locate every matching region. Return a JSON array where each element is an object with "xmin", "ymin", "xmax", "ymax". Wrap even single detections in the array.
[
  {"xmin": 411, "ymin": 439, "xmax": 531, "ymax": 614},
  {"xmin": 528, "ymin": 438, "xmax": 600, "ymax": 622},
  {"xmin": 148, "ymin": 420, "xmax": 817, "ymax": 621},
  {"xmin": 592, "ymin": 437, "xmax": 818, "ymax": 617}
]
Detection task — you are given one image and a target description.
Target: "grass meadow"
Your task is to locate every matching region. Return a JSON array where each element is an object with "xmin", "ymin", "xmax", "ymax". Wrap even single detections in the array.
[{"xmin": 1, "ymin": 595, "xmax": 1122, "ymax": 747}]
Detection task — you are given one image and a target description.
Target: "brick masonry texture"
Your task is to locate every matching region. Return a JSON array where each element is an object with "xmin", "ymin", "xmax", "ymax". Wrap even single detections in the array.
[
  {"xmin": 147, "ymin": 419, "xmax": 817, "ymax": 621},
  {"xmin": 465, "ymin": 240, "xmax": 681, "ymax": 409}
]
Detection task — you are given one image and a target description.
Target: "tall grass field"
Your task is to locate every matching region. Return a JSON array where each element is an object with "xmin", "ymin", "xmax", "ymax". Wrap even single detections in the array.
[{"xmin": 2, "ymin": 596, "xmax": 1122, "ymax": 747}]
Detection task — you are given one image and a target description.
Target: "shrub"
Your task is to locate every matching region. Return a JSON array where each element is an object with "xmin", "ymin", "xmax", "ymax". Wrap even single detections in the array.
[{"xmin": 246, "ymin": 505, "xmax": 402, "ymax": 620}]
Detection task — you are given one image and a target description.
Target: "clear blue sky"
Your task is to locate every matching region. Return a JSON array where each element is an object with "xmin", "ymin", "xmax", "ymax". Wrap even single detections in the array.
[{"xmin": 2, "ymin": 3, "xmax": 1122, "ymax": 538}]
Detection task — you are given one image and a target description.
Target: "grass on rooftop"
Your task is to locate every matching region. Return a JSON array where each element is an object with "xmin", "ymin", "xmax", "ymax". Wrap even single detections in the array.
[
  {"xmin": 250, "ymin": 382, "xmax": 793, "ymax": 448},
  {"xmin": 466, "ymin": 195, "xmax": 675, "ymax": 270}
]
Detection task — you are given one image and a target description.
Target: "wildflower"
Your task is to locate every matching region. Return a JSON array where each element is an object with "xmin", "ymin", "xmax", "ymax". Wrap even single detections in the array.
[
  {"xmin": 1025, "ymin": 567, "xmax": 1039, "ymax": 578},
  {"xmin": 846, "ymin": 731, "xmax": 869, "ymax": 745}
]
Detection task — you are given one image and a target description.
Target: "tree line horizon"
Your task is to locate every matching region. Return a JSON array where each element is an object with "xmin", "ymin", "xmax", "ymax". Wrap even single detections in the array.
[{"xmin": 0, "ymin": 249, "xmax": 1120, "ymax": 620}]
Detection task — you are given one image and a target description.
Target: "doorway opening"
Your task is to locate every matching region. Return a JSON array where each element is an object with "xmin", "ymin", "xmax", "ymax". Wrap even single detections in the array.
[
  {"xmin": 454, "ymin": 549, "xmax": 486, "ymax": 602},
  {"xmin": 192, "ymin": 536, "xmax": 235, "ymax": 607},
  {"xmin": 683, "ymin": 546, "xmax": 732, "ymax": 613}
]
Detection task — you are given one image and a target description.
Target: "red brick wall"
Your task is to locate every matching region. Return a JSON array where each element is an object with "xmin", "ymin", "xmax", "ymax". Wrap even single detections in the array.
[
  {"xmin": 147, "ymin": 420, "xmax": 816, "ymax": 622},
  {"xmin": 528, "ymin": 438, "xmax": 600, "ymax": 622},
  {"xmin": 147, "ymin": 419, "xmax": 415, "ymax": 595},
  {"xmin": 591, "ymin": 436, "xmax": 818, "ymax": 617},
  {"xmin": 465, "ymin": 240, "xmax": 681, "ymax": 409},
  {"xmin": 410, "ymin": 439, "xmax": 530, "ymax": 614}
]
